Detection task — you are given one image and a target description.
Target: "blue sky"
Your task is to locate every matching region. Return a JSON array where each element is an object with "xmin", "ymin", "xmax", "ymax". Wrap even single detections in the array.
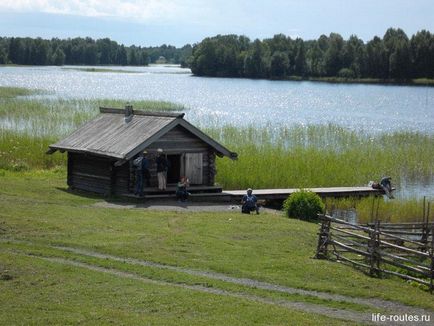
[{"xmin": 0, "ymin": 0, "xmax": 433, "ymax": 47}]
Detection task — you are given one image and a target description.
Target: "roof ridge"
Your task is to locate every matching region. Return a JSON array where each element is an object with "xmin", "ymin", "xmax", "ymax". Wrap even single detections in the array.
[{"xmin": 99, "ymin": 107, "xmax": 184, "ymax": 118}]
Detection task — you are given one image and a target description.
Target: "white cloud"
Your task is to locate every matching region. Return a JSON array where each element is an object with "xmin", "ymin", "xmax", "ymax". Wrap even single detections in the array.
[{"xmin": 0, "ymin": 0, "xmax": 210, "ymax": 23}]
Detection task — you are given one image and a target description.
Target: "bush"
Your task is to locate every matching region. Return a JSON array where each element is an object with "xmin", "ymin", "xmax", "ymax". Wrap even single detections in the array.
[
  {"xmin": 337, "ymin": 68, "xmax": 356, "ymax": 79},
  {"xmin": 283, "ymin": 190, "xmax": 325, "ymax": 221}
]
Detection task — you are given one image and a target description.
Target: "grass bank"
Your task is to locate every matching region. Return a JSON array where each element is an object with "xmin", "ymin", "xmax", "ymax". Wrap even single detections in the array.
[
  {"xmin": 287, "ymin": 76, "xmax": 434, "ymax": 87},
  {"xmin": 62, "ymin": 67, "xmax": 143, "ymax": 73},
  {"xmin": 0, "ymin": 171, "xmax": 433, "ymax": 325}
]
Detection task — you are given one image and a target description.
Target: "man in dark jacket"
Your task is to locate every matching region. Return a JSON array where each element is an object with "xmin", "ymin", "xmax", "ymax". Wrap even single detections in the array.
[{"xmin": 133, "ymin": 151, "xmax": 149, "ymax": 196}]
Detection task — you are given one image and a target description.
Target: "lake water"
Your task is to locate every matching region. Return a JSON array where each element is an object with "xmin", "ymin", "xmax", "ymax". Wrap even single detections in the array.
[
  {"xmin": 1, "ymin": 65, "xmax": 433, "ymax": 199},
  {"xmin": 1, "ymin": 65, "xmax": 433, "ymax": 134}
]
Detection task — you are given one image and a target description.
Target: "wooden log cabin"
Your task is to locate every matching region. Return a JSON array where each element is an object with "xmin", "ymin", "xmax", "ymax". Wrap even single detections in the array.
[{"xmin": 47, "ymin": 106, "xmax": 237, "ymax": 196}]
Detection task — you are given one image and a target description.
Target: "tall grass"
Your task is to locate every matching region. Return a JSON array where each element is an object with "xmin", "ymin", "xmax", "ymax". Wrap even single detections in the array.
[
  {"xmin": 209, "ymin": 125, "xmax": 434, "ymax": 190},
  {"xmin": 324, "ymin": 196, "xmax": 431, "ymax": 224},
  {"xmin": 0, "ymin": 87, "xmax": 185, "ymax": 169}
]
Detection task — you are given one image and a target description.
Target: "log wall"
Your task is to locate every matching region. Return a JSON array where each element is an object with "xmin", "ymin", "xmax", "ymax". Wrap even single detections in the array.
[{"xmin": 68, "ymin": 152, "xmax": 112, "ymax": 195}]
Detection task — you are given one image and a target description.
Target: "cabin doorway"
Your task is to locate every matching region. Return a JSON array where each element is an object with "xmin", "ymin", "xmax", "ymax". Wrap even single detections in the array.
[{"xmin": 167, "ymin": 154, "xmax": 181, "ymax": 184}]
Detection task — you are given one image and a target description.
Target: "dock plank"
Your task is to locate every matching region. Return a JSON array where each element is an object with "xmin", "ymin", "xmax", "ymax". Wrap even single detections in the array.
[{"xmin": 223, "ymin": 187, "xmax": 384, "ymax": 199}]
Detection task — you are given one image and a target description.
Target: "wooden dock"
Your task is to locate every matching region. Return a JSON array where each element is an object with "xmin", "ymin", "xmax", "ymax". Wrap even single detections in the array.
[
  {"xmin": 223, "ymin": 186, "xmax": 386, "ymax": 201},
  {"xmin": 126, "ymin": 186, "xmax": 386, "ymax": 202}
]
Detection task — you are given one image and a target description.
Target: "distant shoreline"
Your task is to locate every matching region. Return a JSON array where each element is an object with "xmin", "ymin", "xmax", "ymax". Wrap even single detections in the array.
[
  {"xmin": 287, "ymin": 76, "xmax": 434, "ymax": 87},
  {"xmin": 192, "ymin": 73, "xmax": 434, "ymax": 87}
]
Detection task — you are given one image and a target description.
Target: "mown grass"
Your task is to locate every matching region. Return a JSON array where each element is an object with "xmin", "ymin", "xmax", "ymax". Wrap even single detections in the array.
[
  {"xmin": 1, "ymin": 170, "xmax": 434, "ymax": 316},
  {"xmin": 2, "ymin": 252, "xmax": 352, "ymax": 326}
]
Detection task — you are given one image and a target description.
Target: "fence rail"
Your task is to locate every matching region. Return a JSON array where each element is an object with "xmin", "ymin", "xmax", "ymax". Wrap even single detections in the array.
[{"xmin": 315, "ymin": 214, "xmax": 434, "ymax": 293}]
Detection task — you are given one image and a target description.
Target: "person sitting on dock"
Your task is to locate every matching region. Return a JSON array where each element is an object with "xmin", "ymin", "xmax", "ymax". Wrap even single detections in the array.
[
  {"xmin": 241, "ymin": 188, "xmax": 259, "ymax": 214},
  {"xmin": 380, "ymin": 176, "xmax": 394, "ymax": 199},
  {"xmin": 176, "ymin": 176, "xmax": 190, "ymax": 202}
]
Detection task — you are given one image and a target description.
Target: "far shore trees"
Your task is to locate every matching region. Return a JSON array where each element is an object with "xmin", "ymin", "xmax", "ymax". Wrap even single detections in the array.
[
  {"xmin": 189, "ymin": 28, "xmax": 434, "ymax": 81},
  {"xmin": 0, "ymin": 36, "xmax": 192, "ymax": 67}
]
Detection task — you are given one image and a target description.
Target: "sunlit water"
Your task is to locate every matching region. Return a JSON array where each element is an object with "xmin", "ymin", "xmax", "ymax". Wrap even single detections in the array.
[
  {"xmin": 1, "ymin": 65, "xmax": 433, "ymax": 199},
  {"xmin": 1, "ymin": 65, "xmax": 433, "ymax": 133}
]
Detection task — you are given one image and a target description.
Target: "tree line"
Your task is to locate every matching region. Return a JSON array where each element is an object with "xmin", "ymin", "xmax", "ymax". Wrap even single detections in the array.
[
  {"xmin": 189, "ymin": 28, "xmax": 434, "ymax": 80},
  {"xmin": 0, "ymin": 36, "xmax": 192, "ymax": 66}
]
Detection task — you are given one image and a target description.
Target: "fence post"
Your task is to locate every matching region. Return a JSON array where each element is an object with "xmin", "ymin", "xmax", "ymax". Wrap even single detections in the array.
[
  {"xmin": 368, "ymin": 219, "xmax": 381, "ymax": 277},
  {"xmin": 315, "ymin": 214, "xmax": 331, "ymax": 259},
  {"xmin": 430, "ymin": 226, "xmax": 434, "ymax": 294}
]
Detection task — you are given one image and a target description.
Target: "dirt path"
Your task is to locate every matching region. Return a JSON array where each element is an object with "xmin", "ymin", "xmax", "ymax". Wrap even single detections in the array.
[
  {"xmin": 52, "ymin": 245, "xmax": 433, "ymax": 317},
  {"xmin": 33, "ymin": 255, "xmax": 372, "ymax": 324},
  {"xmin": 93, "ymin": 199, "xmax": 279, "ymax": 214}
]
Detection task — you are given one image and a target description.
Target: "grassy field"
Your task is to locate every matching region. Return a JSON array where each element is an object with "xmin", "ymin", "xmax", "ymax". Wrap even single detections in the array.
[{"xmin": 0, "ymin": 171, "xmax": 433, "ymax": 324}]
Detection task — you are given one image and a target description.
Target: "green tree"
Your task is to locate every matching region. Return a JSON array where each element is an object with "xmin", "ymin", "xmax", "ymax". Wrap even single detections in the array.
[
  {"xmin": 306, "ymin": 41, "xmax": 324, "ymax": 76},
  {"xmin": 342, "ymin": 35, "xmax": 366, "ymax": 77},
  {"xmin": 410, "ymin": 30, "xmax": 434, "ymax": 78},
  {"xmin": 51, "ymin": 47, "xmax": 66, "ymax": 65},
  {"xmin": 269, "ymin": 51, "xmax": 289, "ymax": 79},
  {"xmin": 8, "ymin": 37, "xmax": 24, "ymax": 64},
  {"xmin": 0, "ymin": 47, "xmax": 7, "ymax": 64},
  {"xmin": 244, "ymin": 39, "xmax": 266, "ymax": 78},
  {"xmin": 31, "ymin": 38, "xmax": 50, "ymax": 65},
  {"xmin": 366, "ymin": 36, "xmax": 388, "ymax": 78},
  {"xmin": 293, "ymin": 38, "xmax": 306, "ymax": 76},
  {"xmin": 383, "ymin": 28, "xmax": 411, "ymax": 79},
  {"xmin": 323, "ymin": 33, "xmax": 344, "ymax": 76},
  {"xmin": 115, "ymin": 45, "xmax": 128, "ymax": 65}
]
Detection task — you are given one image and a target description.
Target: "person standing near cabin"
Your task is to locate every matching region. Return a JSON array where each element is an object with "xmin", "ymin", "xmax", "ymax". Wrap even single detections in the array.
[
  {"xmin": 142, "ymin": 153, "xmax": 150, "ymax": 187},
  {"xmin": 156, "ymin": 149, "xmax": 169, "ymax": 190},
  {"xmin": 133, "ymin": 151, "xmax": 148, "ymax": 196},
  {"xmin": 241, "ymin": 188, "xmax": 259, "ymax": 214}
]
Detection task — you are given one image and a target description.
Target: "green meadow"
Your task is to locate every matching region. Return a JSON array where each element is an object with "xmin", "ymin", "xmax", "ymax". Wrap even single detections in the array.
[
  {"xmin": 1, "ymin": 86, "xmax": 434, "ymax": 324},
  {"xmin": 1, "ymin": 171, "xmax": 433, "ymax": 324}
]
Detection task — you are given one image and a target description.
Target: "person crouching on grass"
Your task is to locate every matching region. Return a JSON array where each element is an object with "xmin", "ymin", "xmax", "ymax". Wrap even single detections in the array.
[{"xmin": 241, "ymin": 188, "xmax": 259, "ymax": 214}]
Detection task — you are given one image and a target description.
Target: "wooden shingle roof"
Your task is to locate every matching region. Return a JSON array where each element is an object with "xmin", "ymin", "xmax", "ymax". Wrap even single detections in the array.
[{"xmin": 48, "ymin": 107, "xmax": 237, "ymax": 161}]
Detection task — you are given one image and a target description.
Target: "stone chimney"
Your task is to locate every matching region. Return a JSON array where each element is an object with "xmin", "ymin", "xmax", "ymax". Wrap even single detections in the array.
[{"xmin": 124, "ymin": 104, "xmax": 133, "ymax": 123}]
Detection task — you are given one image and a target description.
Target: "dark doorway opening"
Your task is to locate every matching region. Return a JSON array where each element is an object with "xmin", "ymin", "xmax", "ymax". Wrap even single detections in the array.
[{"xmin": 167, "ymin": 154, "xmax": 181, "ymax": 184}]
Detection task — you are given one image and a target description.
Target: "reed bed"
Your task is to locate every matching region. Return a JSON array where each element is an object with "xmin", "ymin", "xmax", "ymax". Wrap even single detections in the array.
[
  {"xmin": 324, "ymin": 196, "xmax": 431, "ymax": 224},
  {"xmin": 0, "ymin": 87, "xmax": 185, "ymax": 169},
  {"xmin": 208, "ymin": 125, "xmax": 434, "ymax": 190}
]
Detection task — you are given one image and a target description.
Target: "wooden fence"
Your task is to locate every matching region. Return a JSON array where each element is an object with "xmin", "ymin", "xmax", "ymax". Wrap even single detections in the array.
[{"xmin": 315, "ymin": 214, "xmax": 434, "ymax": 293}]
